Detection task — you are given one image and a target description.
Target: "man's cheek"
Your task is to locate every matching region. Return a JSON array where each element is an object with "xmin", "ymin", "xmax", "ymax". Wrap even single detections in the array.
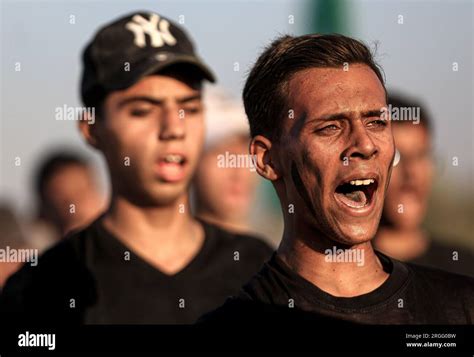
[
  {"xmin": 111, "ymin": 138, "xmax": 144, "ymax": 175},
  {"xmin": 189, "ymin": 140, "xmax": 205, "ymax": 166}
]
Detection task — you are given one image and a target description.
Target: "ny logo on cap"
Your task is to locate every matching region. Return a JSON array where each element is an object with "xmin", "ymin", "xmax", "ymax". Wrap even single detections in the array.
[{"xmin": 125, "ymin": 14, "xmax": 177, "ymax": 48}]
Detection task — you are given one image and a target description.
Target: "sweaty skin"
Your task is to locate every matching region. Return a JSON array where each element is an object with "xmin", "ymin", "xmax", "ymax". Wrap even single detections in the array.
[
  {"xmin": 290, "ymin": 161, "xmax": 318, "ymax": 219},
  {"xmin": 251, "ymin": 64, "xmax": 395, "ymax": 297}
]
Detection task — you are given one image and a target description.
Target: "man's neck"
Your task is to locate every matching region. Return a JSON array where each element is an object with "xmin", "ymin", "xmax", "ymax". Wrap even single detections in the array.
[
  {"xmin": 101, "ymin": 192, "xmax": 204, "ymax": 275},
  {"xmin": 277, "ymin": 224, "xmax": 389, "ymax": 298}
]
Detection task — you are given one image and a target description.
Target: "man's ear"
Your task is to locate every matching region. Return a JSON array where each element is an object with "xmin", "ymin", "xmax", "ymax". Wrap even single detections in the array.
[
  {"xmin": 249, "ymin": 135, "xmax": 280, "ymax": 181},
  {"xmin": 78, "ymin": 110, "xmax": 101, "ymax": 150}
]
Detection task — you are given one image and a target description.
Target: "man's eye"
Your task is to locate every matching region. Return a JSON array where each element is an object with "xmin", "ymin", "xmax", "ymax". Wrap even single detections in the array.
[
  {"xmin": 317, "ymin": 124, "xmax": 339, "ymax": 133},
  {"xmin": 130, "ymin": 108, "xmax": 152, "ymax": 117},
  {"xmin": 182, "ymin": 106, "xmax": 202, "ymax": 115},
  {"xmin": 368, "ymin": 119, "xmax": 388, "ymax": 127}
]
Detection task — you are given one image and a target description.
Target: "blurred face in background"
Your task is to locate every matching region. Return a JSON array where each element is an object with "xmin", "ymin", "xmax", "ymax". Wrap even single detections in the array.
[
  {"xmin": 43, "ymin": 164, "xmax": 105, "ymax": 234},
  {"xmin": 383, "ymin": 123, "xmax": 434, "ymax": 229},
  {"xmin": 194, "ymin": 134, "xmax": 258, "ymax": 223}
]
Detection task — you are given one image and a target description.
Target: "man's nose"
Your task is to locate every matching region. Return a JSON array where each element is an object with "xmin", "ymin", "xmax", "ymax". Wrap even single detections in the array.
[
  {"xmin": 342, "ymin": 124, "xmax": 378, "ymax": 161},
  {"xmin": 159, "ymin": 106, "xmax": 185, "ymax": 141}
]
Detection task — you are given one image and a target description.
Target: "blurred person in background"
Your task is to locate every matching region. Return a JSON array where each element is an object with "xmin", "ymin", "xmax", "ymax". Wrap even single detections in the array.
[
  {"xmin": 29, "ymin": 151, "xmax": 106, "ymax": 251},
  {"xmin": 193, "ymin": 87, "xmax": 261, "ymax": 234},
  {"xmin": 0, "ymin": 205, "xmax": 29, "ymax": 290},
  {"xmin": 374, "ymin": 93, "xmax": 473, "ymax": 277}
]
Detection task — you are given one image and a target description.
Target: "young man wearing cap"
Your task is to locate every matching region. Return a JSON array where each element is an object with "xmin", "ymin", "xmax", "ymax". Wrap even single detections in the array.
[
  {"xmin": 0, "ymin": 12, "xmax": 271, "ymax": 324},
  {"xmin": 200, "ymin": 34, "xmax": 474, "ymax": 324}
]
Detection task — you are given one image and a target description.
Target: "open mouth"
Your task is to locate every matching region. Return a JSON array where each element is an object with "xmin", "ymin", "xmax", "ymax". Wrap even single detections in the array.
[
  {"xmin": 160, "ymin": 154, "xmax": 187, "ymax": 165},
  {"xmin": 156, "ymin": 153, "xmax": 188, "ymax": 182},
  {"xmin": 334, "ymin": 178, "xmax": 378, "ymax": 209}
]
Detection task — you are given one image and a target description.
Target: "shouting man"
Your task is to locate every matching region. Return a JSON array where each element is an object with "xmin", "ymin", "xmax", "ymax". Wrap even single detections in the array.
[{"xmin": 200, "ymin": 34, "xmax": 474, "ymax": 324}]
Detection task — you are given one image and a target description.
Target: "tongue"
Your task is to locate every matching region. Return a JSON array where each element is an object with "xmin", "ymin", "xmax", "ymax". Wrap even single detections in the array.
[{"xmin": 345, "ymin": 190, "xmax": 367, "ymax": 205}]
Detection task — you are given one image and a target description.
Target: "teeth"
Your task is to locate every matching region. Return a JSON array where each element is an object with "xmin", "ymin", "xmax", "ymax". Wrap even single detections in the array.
[
  {"xmin": 349, "ymin": 179, "xmax": 374, "ymax": 186},
  {"xmin": 164, "ymin": 154, "xmax": 183, "ymax": 163}
]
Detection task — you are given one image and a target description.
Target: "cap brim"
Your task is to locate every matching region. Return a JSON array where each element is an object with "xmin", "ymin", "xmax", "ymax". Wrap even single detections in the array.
[
  {"xmin": 140, "ymin": 54, "xmax": 216, "ymax": 84},
  {"xmin": 102, "ymin": 54, "xmax": 216, "ymax": 94},
  {"xmin": 150, "ymin": 55, "xmax": 216, "ymax": 83}
]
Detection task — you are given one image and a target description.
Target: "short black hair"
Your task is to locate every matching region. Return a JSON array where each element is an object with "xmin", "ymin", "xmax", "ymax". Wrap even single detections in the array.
[{"xmin": 243, "ymin": 33, "xmax": 386, "ymax": 140}]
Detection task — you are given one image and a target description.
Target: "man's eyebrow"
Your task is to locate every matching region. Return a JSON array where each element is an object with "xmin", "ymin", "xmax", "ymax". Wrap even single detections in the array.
[
  {"xmin": 117, "ymin": 94, "xmax": 202, "ymax": 108},
  {"xmin": 117, "ymin": 96, "xmax": 163, "ymax": 108},
  {"xmin": 362, "ymin": 109, "xmax": 385, "ymax": 118},
  {"xmin": 313, "ymin": 108, "xmax": 384, "ymax": 122},
  {"xmin": 177, "ymin": 94, "xmax": 202, "ymax": 104},
  {"xmin": 316, "ymin": 112, "xmax": 349, "ymax": 121}
]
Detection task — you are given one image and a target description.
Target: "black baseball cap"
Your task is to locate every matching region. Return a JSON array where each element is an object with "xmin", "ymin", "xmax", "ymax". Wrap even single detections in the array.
[{"xmin": 81, "ymin": 11, "xmax": 216, "ymax": 108}]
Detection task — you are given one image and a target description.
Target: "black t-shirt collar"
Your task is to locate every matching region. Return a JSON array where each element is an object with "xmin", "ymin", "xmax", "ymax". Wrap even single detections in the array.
[
  {"xmin": 267, "ymin": 250, "xmax": 411, "ymax": 311},
  {"xmin": 87, "ymin": 216, "xmax": 216, "ymax": 280}
]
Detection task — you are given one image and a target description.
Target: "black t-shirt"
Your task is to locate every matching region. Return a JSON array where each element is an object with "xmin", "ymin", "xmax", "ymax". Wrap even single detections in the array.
[
  {"xmin": 0, "ymin": 218, "xmax": 272, "ymax": 324},
  {"xmin": 411, "ymin": 237, "xmax": 474, "ymax": 277},
  {"xmin": 200, "ymin": 251, "xmax": 474, "ymax": 324}
]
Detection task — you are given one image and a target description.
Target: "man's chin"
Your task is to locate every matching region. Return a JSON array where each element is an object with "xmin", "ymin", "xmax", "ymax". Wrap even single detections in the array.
[
  {"xmin": 120, "ymin": 181, "xmax": 189, "ymax": 207},
  {"xmin": 330, "ymin": 225, "xmax": 377, "ymax": 247},
  {"xmin": 150, "ymin": 183, "xmax": 189, "ymax": 204},
  {"xmin": 327, "ymin": 202, "xmax": 383, "ymax": 245}
]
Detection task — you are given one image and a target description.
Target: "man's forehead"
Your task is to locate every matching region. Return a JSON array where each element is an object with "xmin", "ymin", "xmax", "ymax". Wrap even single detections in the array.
[
  {"xmin": 286, "ymin": 67, "xmax": 386, "ymax": 118},
  {"xmin": 313, "ymin": 96, "xmax": 385, "ymax": 119},
  {"xmin": 290, "ymin": 63, "xmax": 379, "ymax": 82},
  {"xmin": 288, "ymin": 88, "xmax": 386, "ymax": 120},
  {"xmin": 130, "ymin": 74, "xmax": 201, "ymax": 91}
]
